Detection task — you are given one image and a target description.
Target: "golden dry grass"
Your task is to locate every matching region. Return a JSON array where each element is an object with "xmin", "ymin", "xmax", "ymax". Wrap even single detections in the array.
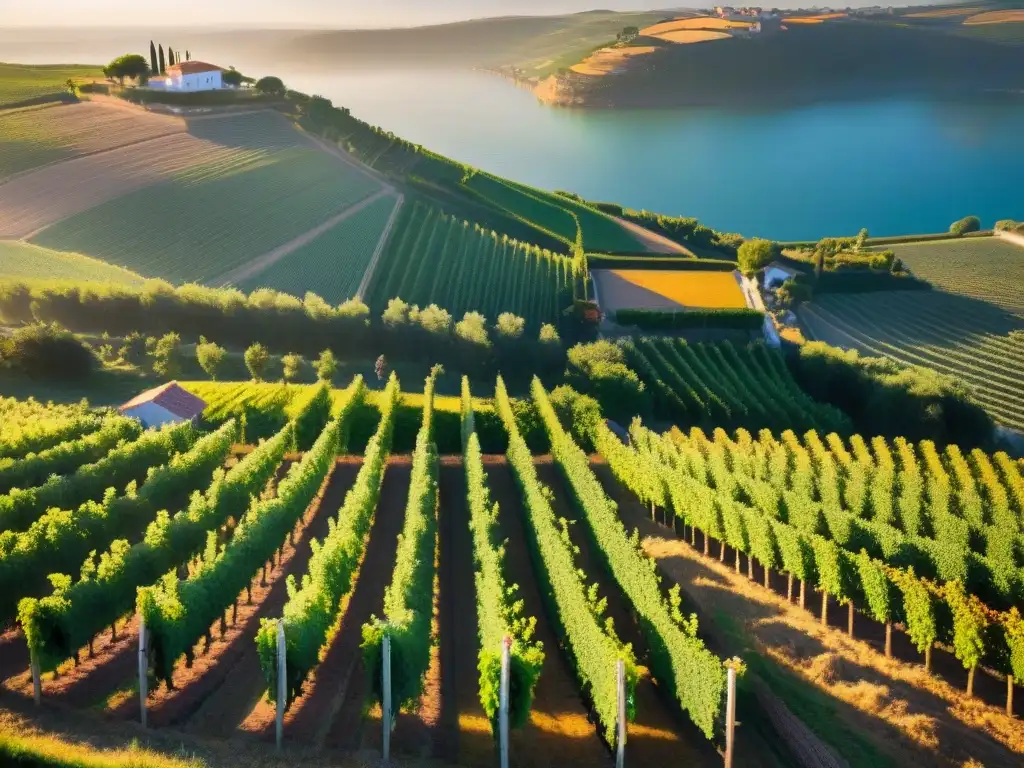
[
  {"xmin": 641, "ymin": 16, "xmax": 753, "ymax": 35},
  {"xmin": 635, "ymin": 526, "xmax": 1024, "ymax": 765},
  {"xmin": 964, "ymin": 9, "xmax": 1024, "ymax": 24},
  {"xmin": 607, "ymin": 269, "xmax": 747, "ymax": 309},
  {"xmin": 647, "ymin": 29, "xmax": 733, "ymax": 44},
  {"xmin": 569, "ymin": 46, "xmax": 659, "ymax": 76},
  {"xmin": 783, "ymin": 13, "xmax": 847, "ymax": 23},
  {"xmin": 905, "ymin": 6, "xmax": 982, "ymax": 18}
]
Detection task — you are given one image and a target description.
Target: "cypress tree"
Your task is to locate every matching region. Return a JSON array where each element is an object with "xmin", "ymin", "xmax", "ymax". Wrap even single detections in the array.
[
  {"xmin": 168, "ymin": 48, "xmax": 174, "ymax": 66},
  {"xmin": 186, "ymin": 50, "xmax": 191, "ymax": 61},
  {"xmin": 149, "ymin": 41, "xmax": 158, "ymax": 76},
  {"xmin": 158, "ymin": 44, "xmax": 165, "ymax": 74}
]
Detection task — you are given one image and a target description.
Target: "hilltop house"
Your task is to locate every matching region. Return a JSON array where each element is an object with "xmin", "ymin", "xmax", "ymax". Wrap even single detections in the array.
[
  {"xmin": 119, "ymin": 381, "xmax": 206, "ymax": 428},
  {"xmin": 148, "ymin": 61, "xmax": 223, "ymax": 92}
]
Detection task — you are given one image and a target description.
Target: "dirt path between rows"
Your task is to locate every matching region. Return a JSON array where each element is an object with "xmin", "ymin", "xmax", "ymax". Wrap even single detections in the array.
[
  {"xmin": 238, "ymin": 459, "xmax": 407, "ymax": 749},
  {"xmin": 213, "ymin": 190, "xmax": 392, "ymax": 287},
  {"xmin": 483, "ymin": 459, "xmax": 612, "ymax": 768},
  {"xmin": 180, "ymin": 460, "xmax": 362, "ymax": 736},
  {"xmin": 533, "ymin": 461, "xmax": 721, "ymax": 767},
  {"xmin": 591, "ymin": 463, "xmax": 1024, "ymax": 768},
  {"xmin": 356, "ymin": 193, "xmax": 404, "ymax": 300},
  {"xmin": 104, "ymin": 460, "xmax": 353, "ymax": 728}
]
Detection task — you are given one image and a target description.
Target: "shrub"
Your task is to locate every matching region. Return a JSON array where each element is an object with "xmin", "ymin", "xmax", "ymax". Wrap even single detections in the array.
[
  {"xmin": 738, "ymin": 238, "xmax": 779, "ymax": 275},
  {"xmin": 315, "ymin": 349, "xmax": 338, "ymax": 382},
  {"xmin": 0, "ymin": 323, "xmax": 95, "ymax": 380},
  {"xmin": 949, "ymin": 216, "xmax": 981, "ymax": 236},
  {"xmin": 195, "ymin": 336, "xmax": 227, "ymax": 380},
  {"xmin": 255, "ymin": 75, "xmax": 286, "ymax": 95},
  {"xmin": 244, "ymin": 343, "xmax": 270, "ymax": 381},
  {"xmin": 566, "ymin": 341, "xmax": 648, "ymax": 424},
  {"xmin": 994, "ymin": 219, "xmax": 1018, "ymax": 232}
]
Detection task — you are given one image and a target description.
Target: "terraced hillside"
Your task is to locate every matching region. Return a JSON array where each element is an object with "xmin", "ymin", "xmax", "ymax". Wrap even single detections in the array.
[
  {"xmin": 367, "ymin": 201, "xmax": 578, "ymax": 327},
  {"xmin": 799, "ymin": 290, "xmax": 1024, "ymax": 432}
]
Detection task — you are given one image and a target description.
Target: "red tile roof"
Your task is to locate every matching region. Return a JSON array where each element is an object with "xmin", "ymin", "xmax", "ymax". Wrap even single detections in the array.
[
  {"xmin": 166, "ymin": 61, "xmax": 221, "ymax": 75},
  {"xmin": 120, "ymin": 381, "xmax": 206, "ymax": 420}
]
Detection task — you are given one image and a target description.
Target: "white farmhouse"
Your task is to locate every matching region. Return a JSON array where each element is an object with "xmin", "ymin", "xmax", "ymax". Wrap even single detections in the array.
[
  {"xmin": 149, "ymin": 61, "xmax": 223, "ymax": 92},
  {"xmin": 119, "ymin": 382, "xmax": 206, "ymax": 428}
]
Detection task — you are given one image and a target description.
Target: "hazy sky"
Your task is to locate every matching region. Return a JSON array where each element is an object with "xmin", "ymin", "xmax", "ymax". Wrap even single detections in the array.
[{"xmin": 0, "ymin": 0, "xmax": 900, "ymax": 28}]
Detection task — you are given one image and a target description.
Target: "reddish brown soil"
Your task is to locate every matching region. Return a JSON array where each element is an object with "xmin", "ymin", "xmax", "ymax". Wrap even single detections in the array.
[
  {"xmin": 436, "ymin": 459, "xmax": 491, "ymax": 766},
  {"xmin": 533, "ymin": 461, "xmax": 720, "ymax": 767},
  {"xmin": 0, "ymin": 629, "xmax": 29, "ymax": 681},
  {"xmin": 247, "ymin": 459, "xmax": 408, "ymax": 749},
  {"xmin": 101, "ymin": 462, "xmax": 347, "ymax": 727},
  {"xmin": 2, "ymin": 616, "xmax": 139, "ymax": 710},
  {"xmin": 483, "ymin": 460, "xmax": 612, "ymax": 768},
  {"xmin": 178, "ymin": 460, "xmax": 363, "ymax": 737}
]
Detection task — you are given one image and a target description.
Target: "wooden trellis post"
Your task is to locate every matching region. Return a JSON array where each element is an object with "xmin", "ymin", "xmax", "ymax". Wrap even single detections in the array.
[
  {"xmin": 383, "ymin": 633, "xmax": 393, "ymax": 761},
  {"xmin": 138, "ymin": 614, "xmax": 148, "ymax": 727},
  {"xmin": 616, "ymin": 659, "xmax": 626, "ymax": 768},
  {"xmin": 499, "ymin": 637, "xmax": 511, "ymax": 768},
  {"xmin": 725, "ymin": 665, "xmax": 737, "ymax": 768},
  {"xmin": 276, "ymin": 620, "xmax": 286, "ymax": 751}
]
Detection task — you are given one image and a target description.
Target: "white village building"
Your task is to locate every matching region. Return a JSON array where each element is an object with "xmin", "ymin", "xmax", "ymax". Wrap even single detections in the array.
[
  {"xmin": 148, "ymin": 61, "xmax": 223, "ymax": 92},
  {"xmin": 119, "ymin": 381, "xmax": 206, "ymax": 428},
  {"xmin": 763, "ymin": 261, "xmax": 803, "ymax": 289}
]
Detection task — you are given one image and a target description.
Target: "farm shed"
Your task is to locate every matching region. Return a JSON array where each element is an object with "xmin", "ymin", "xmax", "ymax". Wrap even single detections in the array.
[
  {"xmin": 119, "ymin": 381, "xmax": 206, "ymax": 428},
  {"xmin": 763, "ymin": 261, "xmax": 802, "ymax": 288}
]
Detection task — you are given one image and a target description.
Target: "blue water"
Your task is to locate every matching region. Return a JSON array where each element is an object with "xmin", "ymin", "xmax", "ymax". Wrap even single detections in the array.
[{"xmin": 273, "ymin": 68, "xmax": 1023, "ymax": 241}]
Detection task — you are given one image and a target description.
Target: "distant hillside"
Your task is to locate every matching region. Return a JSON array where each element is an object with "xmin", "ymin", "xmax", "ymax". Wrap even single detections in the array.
[
  {"xmin": 276, "ymin": 11, "xmax": 668, "ymax": 75},
  {"xmin": 536, "ymin": 17, "xmax": 1024, "ymax": 108}
]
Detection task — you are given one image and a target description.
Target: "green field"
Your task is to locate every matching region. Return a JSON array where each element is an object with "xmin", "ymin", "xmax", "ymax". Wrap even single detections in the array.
[
  {"xmin": 879, "ymin": 236, "xmax": 1024, "ymax": 316},
  {"xmin": 0, "ymin": 63, "xmax": 103, "ymax": 108},
  {"xmin": 800, "ymin": 290, "xmax": 1024, "ymax": 431},
  {"xmin": 367, "ymin": 201, "xmax": 577, "ymax": 326},
  {"xmin": 31, "ymin": 147, "xmax": 381, "ymax": 284},
  {"xmin": 463, "ymin": 172, "xmax": 644, "ymax": 252},
  {"xmin": 237, "ymin": 193, "xmax": 399, "ymax": 302},
  {"xmin": 0, "ymin": 241, "xmax": 144, "ymax": 286}
]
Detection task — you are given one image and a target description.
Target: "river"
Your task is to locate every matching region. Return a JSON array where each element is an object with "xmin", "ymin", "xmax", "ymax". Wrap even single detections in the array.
[{"xmin": 275, "ymin": 69, "xmax": 1024, "ymax": 241}]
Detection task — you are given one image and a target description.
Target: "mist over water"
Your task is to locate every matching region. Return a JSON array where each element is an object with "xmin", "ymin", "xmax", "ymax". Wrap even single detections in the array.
[{"xmin": 5, "ymin": 29, "xmax": 1023, "ymax": 240}]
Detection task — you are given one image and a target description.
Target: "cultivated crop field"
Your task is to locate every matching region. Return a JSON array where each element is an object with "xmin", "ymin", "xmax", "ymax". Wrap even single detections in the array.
[
  {"xmin": 879, "ymin": 237, "xmax": 1024, "ymax": 316},
  {"xmin": 799, "ymin": 290, "xmax": 1024, "ymax": 431},
  {"xmin": 640, "ymin": 17, "xmax": 753, "ymax": 34},
  {"xmin": 3, "ymin": 371, "xmax": 1022, "ymax": 767},
  {"xmin": 0, "ymin": 380, "xmax": 743, "ymax": 768},
  {"xmin": 0, "ymin": 133, "xmax": 272, "ymax": 239},
  {"xmin": 0, "ymin": 102, "xmax": 185, "ymax": 180},
  {"xmin": 237, "ymin": 193, "xmax": 400, "ymax": 303},
  {"xmin": 570, "ymin": 46, "xmax": 660, "ymax": 75},
  {"xmin": 0, "ymin": 241, "xmax": 144, "ymax": 285},
  {"xmin": 30, "ymin": 147, "xmax": 381, "ymax": 284},
  {"xmin": 367, "ymin": 202, "xmax": 577, "ymax": 326},
  {"xmin": 647, "ymin": 30, "xmax": 733, "ymax": 44},
  {"xmin": 0, "ymin": 63, "xmax": 103, "ymax": 108},
  {"xmin": 623, "ymin": 337, "xmax": 847, "ymax": 433},
  {"xmin": 593, "ymin": 268, "xmax": 746, "ymax": 312}
]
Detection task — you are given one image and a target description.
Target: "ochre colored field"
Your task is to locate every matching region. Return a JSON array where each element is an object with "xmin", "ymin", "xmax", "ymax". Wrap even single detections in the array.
[
  {"xmin": 905, "ymin": 6, "xmax": 982, "ymax": 18},
  {"xmin": 570, "ymin": 46, "xmax": 659, "ymax": 75},
  {"xmin": 648, "ymin": 29, "xmax": 732, "ymax": 44},
  {"xmin": 641, "ymin": 17, "xmax": 752, "ymax": 35},
  {"xmin": 964, "ymin": 9, "xmax": 1024, "ymax": 24},
  {"xmin": 783, "ymin": 13, "xmax": 847, "ymax": 23},
  {"xmin": 595, "ymin": 269, "xmax": 746, "ymax": 311}
]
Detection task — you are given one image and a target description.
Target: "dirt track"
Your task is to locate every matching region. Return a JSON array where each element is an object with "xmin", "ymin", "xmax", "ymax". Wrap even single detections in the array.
[
  {"xmin": 484, "ymin": 460, "xmax": 612, "ymax": 768},
  {"xmin": 533, "ymin": 461, "xmax": 720, "ymax": 767}
]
